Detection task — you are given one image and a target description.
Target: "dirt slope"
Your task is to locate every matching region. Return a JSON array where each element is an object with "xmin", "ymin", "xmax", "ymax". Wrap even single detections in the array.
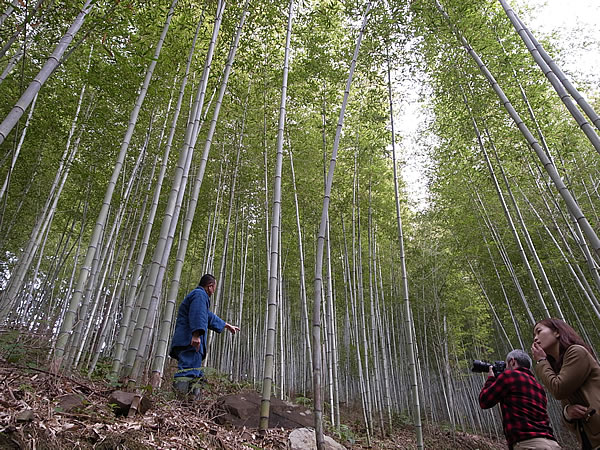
[{"xmin": 0, "ymin": 356, "xmax": 506, "ymax": 449}]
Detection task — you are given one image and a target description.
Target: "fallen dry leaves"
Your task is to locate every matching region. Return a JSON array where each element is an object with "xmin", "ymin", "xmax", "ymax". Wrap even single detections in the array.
[
  {"xmin": 0, "ymin": 357, "xmax": 291, "ymax": 449},
  {"xmin": 0, "ymin": 355, "xmax": 508, "ymax": 449}
]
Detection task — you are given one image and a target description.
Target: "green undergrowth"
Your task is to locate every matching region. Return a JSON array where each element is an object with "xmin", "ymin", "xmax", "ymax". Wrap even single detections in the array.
[{"xmin": 0, "ymin": 328, "xmax": 48, "ymax": 366}]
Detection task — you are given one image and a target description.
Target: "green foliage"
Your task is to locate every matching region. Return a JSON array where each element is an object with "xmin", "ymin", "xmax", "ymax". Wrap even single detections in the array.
[
  {"xmin": 88, "ymin": 357, "xmax": 122, "ymax": 387},
  {"xmin": 0, "ymin": 329, "xmax": 26, "ymax": 363},
  {"xmin": 241, "ymin": 444, "xmax": 264, "ymax": 450},
  {"xmin": 391, "ymin": 410, "xmax": 413, "ymax": 427},
  {"xmin": 0, "ymin": 329, "xmax": 49, "ymax": 367},
  {"xmin": 202, "ymin": 367, "xmax": 253, "ymax": 394},
  {"xmin": 335, "ymin": 423, "xmax": 357, "ymax": 445},
  {"xmin": 294, "ymin": 395, "xmax": 313, "ymax": 407}
]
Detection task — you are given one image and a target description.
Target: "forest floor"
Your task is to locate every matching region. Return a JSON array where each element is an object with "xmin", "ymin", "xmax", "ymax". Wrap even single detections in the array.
[{"xmin": 0, "ymin": 331, "xmax": 507, "ymax": 449}]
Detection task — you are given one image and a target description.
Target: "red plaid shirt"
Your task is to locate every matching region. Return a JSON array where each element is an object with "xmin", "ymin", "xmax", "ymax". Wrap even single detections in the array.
[{"xmin": 479, "ymin": 367, "xmax": 556, "ymax": 449}]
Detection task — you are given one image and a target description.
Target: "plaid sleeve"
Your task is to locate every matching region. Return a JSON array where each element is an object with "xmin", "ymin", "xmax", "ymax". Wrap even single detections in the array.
[{"xmin": 479, "ymin": 373, "xmax": 507, "ymax": 409}]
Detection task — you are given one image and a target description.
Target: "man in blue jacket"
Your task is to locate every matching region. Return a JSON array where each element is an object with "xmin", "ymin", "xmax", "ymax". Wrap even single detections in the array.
[{"xmin": 169, "ymin": 273, "xmax": 239, "ymax": 398}]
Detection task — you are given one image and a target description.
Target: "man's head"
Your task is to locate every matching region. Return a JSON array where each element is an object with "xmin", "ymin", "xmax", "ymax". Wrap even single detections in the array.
[
  {"xmin": 506, "ymin": 349, "xmax": 532, "ymax": 370},
  {"xmin": 199, "ymin": 273, "xmax": 217, "ymax": 297}
]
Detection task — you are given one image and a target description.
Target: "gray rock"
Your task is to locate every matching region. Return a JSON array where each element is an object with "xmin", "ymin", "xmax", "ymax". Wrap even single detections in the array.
[
  {"xmin": 56, "ymin": 394, "xmax": 85, "ymax": 413},
  {"xmin": 15, "ymin": 409, "xmax": 34, "ymax": 422},
  {"xmin": 215, "ymin": 392, "xmax": 314, "ymax": 429},
  {"xmin": 108, "ymin": 390, "xmax": 152, "ymax": 416},
  {"xmin": 288, "ymin": 428, "xmax": 345, "ymax": 450}
]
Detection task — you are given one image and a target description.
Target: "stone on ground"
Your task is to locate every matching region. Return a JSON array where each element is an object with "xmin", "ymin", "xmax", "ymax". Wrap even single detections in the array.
[
  {"xmin": 288, "ymin": 428, "xmax": 345, "ymax": 450},
  {"xmin": 215, "ymin": 391, "xmax": 314, "ymax": 429},
  {"xmin": 56, "ymin": 393, "xmax": 85, "ymax": 413},
  {"xmin": 15, "ymin": 409, "xmax": 34, "ymax": 422},
  {"xmin": 107, "ymin": 390, "xmax": 152, "ymax": 416}
]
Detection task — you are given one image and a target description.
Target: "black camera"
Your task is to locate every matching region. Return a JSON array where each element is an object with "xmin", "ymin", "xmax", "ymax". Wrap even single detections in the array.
[{"xmin": 472, "ymin": 360, "xmax": 506, "ymax": 377}]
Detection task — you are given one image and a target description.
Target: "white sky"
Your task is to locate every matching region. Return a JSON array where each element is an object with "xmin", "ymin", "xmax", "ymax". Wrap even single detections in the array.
[
  {"xmin": 524, "ymin": 0, "xmax": 600, "ymax": 85},
  {"xmin": 399, "ymin": 0, "xmax": 600, "ymax": 210}
]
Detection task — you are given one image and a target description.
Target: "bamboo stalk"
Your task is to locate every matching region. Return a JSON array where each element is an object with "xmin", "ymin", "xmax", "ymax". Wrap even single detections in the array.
[
  {"xmin": 0, "ymin": 0, "xmax": 94, "ymax": 146},
  {"xmin": 54, "ymin": 0, "xmax": 177, "ymax": 362},
  {"xmin": 260, "ymin": 0, "xmax": 293, "ymax": 431},
  {"xmin": 387, "ymin": 41, "xmax": 424, "ymax": 449},
  {"xmin": 312, "ymin": 4, "xmax": 372, "ymax": 446}
]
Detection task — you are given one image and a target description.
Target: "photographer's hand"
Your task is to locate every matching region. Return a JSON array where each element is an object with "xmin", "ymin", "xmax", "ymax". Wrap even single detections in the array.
[{"xmin": 487, "ymin": 365, "xmax": 494, "ymax": 378}]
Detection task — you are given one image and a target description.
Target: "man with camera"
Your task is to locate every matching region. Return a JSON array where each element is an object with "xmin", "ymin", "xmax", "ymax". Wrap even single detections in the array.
[{"xmin": 478, "ymin": 349, "xmax": 560, "ymax": 449}]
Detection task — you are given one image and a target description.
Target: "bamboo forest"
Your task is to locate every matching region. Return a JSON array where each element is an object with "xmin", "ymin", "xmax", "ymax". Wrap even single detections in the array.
[{"xmin": 1, "ymin": 0, "xmax": 600, "ymax": 448}]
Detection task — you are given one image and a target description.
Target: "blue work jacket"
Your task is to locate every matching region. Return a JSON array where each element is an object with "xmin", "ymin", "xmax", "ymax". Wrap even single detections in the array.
[{"xmin": 169, "ymin": 286, "xmax": 226, "ymax": 361}]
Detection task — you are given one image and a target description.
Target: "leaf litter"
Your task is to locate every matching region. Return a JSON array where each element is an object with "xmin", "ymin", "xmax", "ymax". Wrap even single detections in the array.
[{"xmin": 0, "ymin": 355, "xmax": 506, "ymax": 449}]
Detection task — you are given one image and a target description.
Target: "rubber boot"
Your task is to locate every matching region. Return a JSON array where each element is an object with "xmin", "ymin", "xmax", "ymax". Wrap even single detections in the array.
[
  {"xmin": 173, "ymin": 376, "xmax": 192, "ymax": 398},
  {"xmin": 190, "ymin": 378, "xmax": 204, "ymax": 401}
]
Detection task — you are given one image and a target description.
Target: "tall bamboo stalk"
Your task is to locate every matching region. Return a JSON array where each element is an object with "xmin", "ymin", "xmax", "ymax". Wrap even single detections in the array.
[
  {"xmin": 312, "ymin": 3, "xmax": 372, "ymax": 447},
  {"xmin": 289, "ymin": 148, "xmax": 313, "ymax": 378},
  {"xmin": 54, "ymin": 0, "xmax": 178, "ymax": 363},
  {"xmin": 0, "ymin": 0, "xmax": 19, "ymax": 27},
  {"xmin": 0, "ymin": 93, "xmax": 37, "ymax": 203},
  {"xmin": 498, "ymin": 0, "xmax": 600, "ymax": 137},
  {"xmin": 0, "ymin": 0, "xmax": 94, "ymax": 146},
  {"xmin": 386, "ymin": 46, "xmax": 424, "ymax": 449},
  {"xmin": 521, "ymin": 21, "xmax": 600, "ymax": 132},
  {"xmin": 259, "ymin": 0, "xmax": 293, "ymax": 432},
  {"xmin": 325, "ymin": 219, "xmax": 340, "ymax": 429}
]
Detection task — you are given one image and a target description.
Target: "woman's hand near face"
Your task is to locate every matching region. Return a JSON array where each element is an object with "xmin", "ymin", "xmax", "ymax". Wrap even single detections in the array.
[{"xmin": 531, "ymin": 342, "xmax": 547, "ymax": 361}]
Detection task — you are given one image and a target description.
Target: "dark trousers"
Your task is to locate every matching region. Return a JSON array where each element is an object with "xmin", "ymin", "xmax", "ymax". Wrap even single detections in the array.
[{"xmin": 172, "ymin": 346, "xmax": 204, "ymax": 378}]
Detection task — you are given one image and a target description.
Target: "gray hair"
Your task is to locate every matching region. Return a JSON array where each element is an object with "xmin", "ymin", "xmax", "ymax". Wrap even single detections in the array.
[{"xmin": 506, "ymin": 349, "xmax": 532, "ymax": 369}]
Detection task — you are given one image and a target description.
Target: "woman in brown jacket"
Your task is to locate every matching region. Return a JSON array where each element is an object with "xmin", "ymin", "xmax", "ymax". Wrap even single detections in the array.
[{"xmin": 532, "ymin": 318, "xmax": 600, "ymax": 449}]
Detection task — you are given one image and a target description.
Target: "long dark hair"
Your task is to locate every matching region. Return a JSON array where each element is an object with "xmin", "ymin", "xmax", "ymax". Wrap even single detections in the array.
[{"xmin": 535, "ymin": 318, "xmax": 597, "ymax": 372}]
